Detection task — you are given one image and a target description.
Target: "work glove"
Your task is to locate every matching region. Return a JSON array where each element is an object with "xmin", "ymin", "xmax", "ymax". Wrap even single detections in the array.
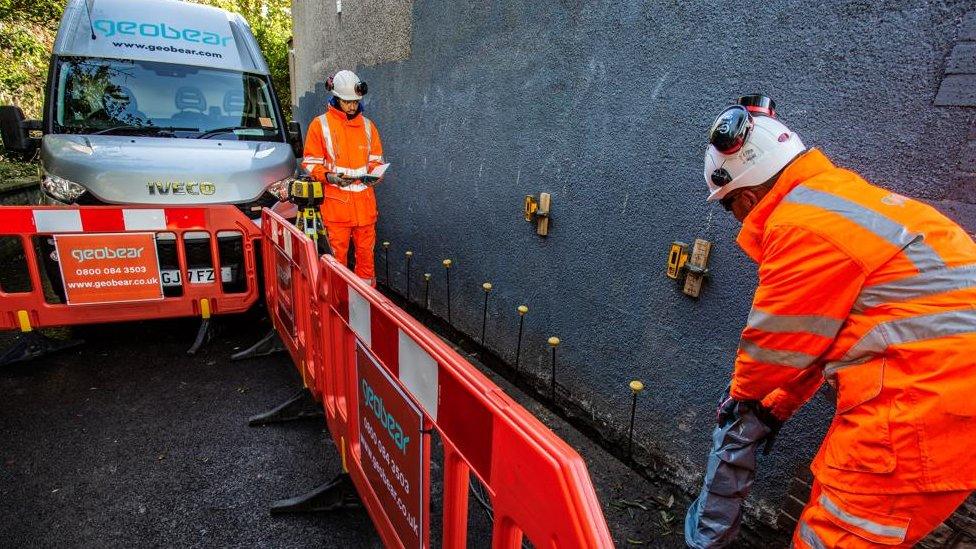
[
  {"xmin": 753, "ymin": 402, "xmax": 783, "ymax": 456},
  {"xmin": 715, "ymin": 386, "xmax": 784, "ymax": 455},
  {"xmin": 326, "ymin": 173, "xmax": 359, "ymax": 187},
  {"xmin": 716, "ymin": 392, "xmax": 738, "ymax": 426}
]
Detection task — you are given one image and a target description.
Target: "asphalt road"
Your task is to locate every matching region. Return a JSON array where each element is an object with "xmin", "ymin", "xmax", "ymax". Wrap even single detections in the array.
[
  {"xmin": 0, "ymin": 311, "xmax": 382, "ymax": 548},
  {"xmin": 0, "ymin": 305, "xmax": 691, "ymax": 548}
]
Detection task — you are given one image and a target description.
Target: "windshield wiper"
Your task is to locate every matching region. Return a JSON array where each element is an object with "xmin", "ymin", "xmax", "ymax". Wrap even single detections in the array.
[
  {"xmin": 196, "ymin": 126, "xmax": 271, "ymax": 139},
  {"xmin": 92, "ymin": 125, "xmax": 199, "ymax": 136}
]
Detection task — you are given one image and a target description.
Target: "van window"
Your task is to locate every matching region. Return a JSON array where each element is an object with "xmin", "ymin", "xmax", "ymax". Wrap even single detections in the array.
[{"xmin": 53, "ymin": 57, "xmax": 282, "ymax": 141}]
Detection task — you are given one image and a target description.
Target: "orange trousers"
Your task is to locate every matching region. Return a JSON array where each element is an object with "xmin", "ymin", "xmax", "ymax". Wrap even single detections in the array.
[
  {"xmin": 326, "ymin": 224, "xmax": 376, "ymax": 282},
  {"xmin": 793, "ymin": 481, "xmax": 971, "ymax": 548}
]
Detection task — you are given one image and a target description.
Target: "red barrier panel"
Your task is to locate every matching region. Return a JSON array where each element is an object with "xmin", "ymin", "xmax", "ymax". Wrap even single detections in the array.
[
  {"xmin": 256, "ymin": 218, "xmax": 610, "ymax": 546},
  {"xmin": 318, "ymin": 255, "xmax": 613, "ymax": 547},
  {"xmin": 261, "ymin": 209, "xmax": 321, "ymax": 395},
  {"xmin": 0, "ymin": 205, "xmax": 260, "ymax": 331}
]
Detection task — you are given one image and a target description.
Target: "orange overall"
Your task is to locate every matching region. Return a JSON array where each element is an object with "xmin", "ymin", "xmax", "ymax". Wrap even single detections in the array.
[
  {"xmin": 302, "ymin": 103, "xmax": 385, "ymax": 282},
  {"xmin": 731, "ymin": 149, "xmax": 976, "ymax": 547}
]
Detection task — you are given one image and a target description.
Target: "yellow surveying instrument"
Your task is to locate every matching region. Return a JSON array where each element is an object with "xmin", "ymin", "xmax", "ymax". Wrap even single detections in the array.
[{"xmin": 290, "ymin": 175, "xmax": 328, "ymax": 253}]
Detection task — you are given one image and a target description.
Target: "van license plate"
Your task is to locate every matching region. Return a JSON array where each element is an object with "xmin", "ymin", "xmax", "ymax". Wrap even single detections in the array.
[{"xmin": 161, "ymin": 267, "xmax": 232, "ymax": 287}]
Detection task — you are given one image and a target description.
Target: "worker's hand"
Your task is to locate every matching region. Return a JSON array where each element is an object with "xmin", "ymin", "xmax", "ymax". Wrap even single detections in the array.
[
  {"xmin": 753, "ymin": 402, "xmax": 784, "ymax": 455},
  {"xmin": 716, "ymin": 393, "xmax": 738, "ymax": 426},
  {"xmin": 326, "ymin": 173, "xmax": 360, "ymax": 187}
]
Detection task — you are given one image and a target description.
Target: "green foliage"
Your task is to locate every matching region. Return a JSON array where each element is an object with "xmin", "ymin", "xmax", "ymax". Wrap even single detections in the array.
[
  {"xmin": 186, "ymin": 0, "xmax": 293, "ymax": 120},
  {"xmin": 0, "ymin": 0, "xmax": 64, "ymax": 25},
  {"xmin": 0, "ymin": 0, "xmax": 65, "ymax": 118},
  {"xmin": 0, "ymin": 0, "xmax": 292, "ymax": 120},
  {"xmin": 0, "ymin": 156, "xmax": 37, "ymax": 180}
]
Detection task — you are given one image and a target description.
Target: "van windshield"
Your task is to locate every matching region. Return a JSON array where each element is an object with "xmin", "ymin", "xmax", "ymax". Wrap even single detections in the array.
[{"xmin": 53, "ymin": 57, "xmax": 282, "ymax": 141}]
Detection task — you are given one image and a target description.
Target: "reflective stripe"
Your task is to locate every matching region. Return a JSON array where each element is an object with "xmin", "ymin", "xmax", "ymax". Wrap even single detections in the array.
[
  {"xmin": 825, "ymin": 308, "xmax": 976, "ymax": 375},
  {"xmin": 364, "ymin": 117, "xmax": 372, "ymax": 154},
  {"xmin": 33, "ymin": 210, "xmax": 82, "ymax": 232},
  {"xmin": 798, "ymin": 520, "xmax": 826, "ymax": 549},
  {"xmin": 283, "ymin": 229, "xmax": 293, "ymax": 258},
  {"xmin": 368, "ymin": 154, "xmax": 384, "ymax": 162},
  {"xmin": 122, "ymin": 209, "xmax": 166, "ymax": 231},
  {"xmin": 747, "ymin": 310, "xmax": 844, "ymax": 338},
  {"xmin": 739, "ymin": 338, "xmax": 820, "ymax": 369},
  {"xmin": 348, "ymin": 285, "xmax": 371, "ymax": 345},
  {"xmin": 332, "ymin": 183, "xmax": 369, "ymax": 193},
  {"xmin": 318, "ymin": 115, "xmax": 336, "ymax": 161},
  {"xmin": 784, "ymin": 186, "xmax": 945, "ymax": 271},
  {"xmin": 819, "ymin": 494, "xmax": 907, "ymax": 541},
  {"xmin": 334, "ymin": 166, "xmax": 369, "ymax": 177},
  {"xmin": 854, "ymin": 264, "xmax": 976, "ymax": 311},
  {"xmin": 398, "ymin": 328, "xmax": 439, "ymax": 420},
  {"xmin": 901, "ymin": 237, "xmax": 945, "ymax": 272},
  {"xmin": 302, "ymin": 156, "xmax": 326, "ymax": 165}
]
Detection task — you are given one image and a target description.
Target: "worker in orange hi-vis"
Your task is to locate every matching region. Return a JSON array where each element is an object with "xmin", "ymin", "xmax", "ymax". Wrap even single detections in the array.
[
  {"xmin": 685, "ymin": 94, "xmax": 976, "ymax": 549},
  {"xmin": 301, "ymin": 69, "xmax": 386, "ymax": 286}
]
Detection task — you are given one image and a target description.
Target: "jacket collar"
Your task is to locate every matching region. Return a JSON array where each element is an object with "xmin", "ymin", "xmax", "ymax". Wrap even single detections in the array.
[
  {"xmin": 327, "ymin": 98, "xmax": 363, "ymax": 122},
  {"xmin": 735, "ymin": 148, "xmax": 836, "ymax": 262}
]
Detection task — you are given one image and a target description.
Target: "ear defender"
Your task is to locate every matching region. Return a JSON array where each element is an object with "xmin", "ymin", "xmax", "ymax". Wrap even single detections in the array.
[{"xmin": 326, "ymin": 74, "xmax": 366, "ymax": 97}]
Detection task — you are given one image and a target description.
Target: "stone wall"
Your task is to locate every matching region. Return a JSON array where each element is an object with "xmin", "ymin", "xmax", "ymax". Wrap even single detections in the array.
[{"xmin": 290, "ymin": 1, "xmax": 976, "ymax": 541}]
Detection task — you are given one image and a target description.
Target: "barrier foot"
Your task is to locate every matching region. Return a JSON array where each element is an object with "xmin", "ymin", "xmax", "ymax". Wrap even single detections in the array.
[
  {"xmin": 0, "ymin": 331, "xmax": 84, "ymax": 366},
  {"xmin": 186, "ymin": 318, "xmax": 213, "ymax": 356},
  {"xmin": 270, "ymin": 473, "xmax": 361, "ymax": 514},
  {"xmin": 248, "ymin": 388, "xmax": 323, "ymax": 426},
  {"xmin": 231, "ymin": 330, "xmax": 285, "ymax": 361}
]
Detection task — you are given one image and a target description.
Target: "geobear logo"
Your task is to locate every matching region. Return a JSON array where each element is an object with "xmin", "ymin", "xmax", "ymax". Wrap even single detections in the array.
[
  {"xmin": 93, "ymin": 19, "xmax": 233, "ymax": 47},
  {"xmin": 71, "ymin": 246, "xmax": 145, "ymax": 263}
]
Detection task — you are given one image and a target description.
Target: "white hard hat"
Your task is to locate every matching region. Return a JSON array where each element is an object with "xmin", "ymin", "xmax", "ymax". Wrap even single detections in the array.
[
  {"xmin": 327, "ymin": 70, "xmax": 367, "ymax": 101},
  {"xmin": 704, "ymin": 96, "xmax": 805, "ymax": 202}
]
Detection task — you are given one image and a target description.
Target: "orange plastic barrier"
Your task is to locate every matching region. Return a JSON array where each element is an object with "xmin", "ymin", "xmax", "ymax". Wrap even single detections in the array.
[
  {"xmin": 260, "ymin": 208, "xmax": 613, "ymax": 548},
  {"xmin": 0, "ymin": 205, "xmax": 260, "ymax": 331},
  {"xmin": 262, "ymin": 210, "xmax": 321, "ymax": 396}
]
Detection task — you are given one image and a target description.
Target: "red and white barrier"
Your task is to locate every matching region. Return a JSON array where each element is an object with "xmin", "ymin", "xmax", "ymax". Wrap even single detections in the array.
[
  {"xmin": 0, "ymin": 205, "xmax": 260, "ymax": 332},
  {"xmin": 260, "ymin": 208, "xmax": 613, "ymax": 548}
]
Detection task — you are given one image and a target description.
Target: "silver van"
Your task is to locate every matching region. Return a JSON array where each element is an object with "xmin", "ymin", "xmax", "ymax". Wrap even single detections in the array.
[{"xmin": 0, "ymin": 0, "xmax": 300, "ymax": 295}]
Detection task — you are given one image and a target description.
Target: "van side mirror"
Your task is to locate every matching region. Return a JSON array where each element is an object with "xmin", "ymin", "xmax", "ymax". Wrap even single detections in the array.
[
  {"xmin": 0, "ymin": 106, "xmax": 41, "ymax": 157},
  {"xmin": 287, "ymin": 120, "xmax": 303, "ymax": 158}
]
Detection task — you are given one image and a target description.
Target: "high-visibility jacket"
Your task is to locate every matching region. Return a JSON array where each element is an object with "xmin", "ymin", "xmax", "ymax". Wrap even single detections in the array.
[
  {"xmin": 302, "ymin": 104, "xmax": 385, "ymax": 227},
  {"xmin": 731, "ymin": 148, "xmax": 976, "ymax": 494}
]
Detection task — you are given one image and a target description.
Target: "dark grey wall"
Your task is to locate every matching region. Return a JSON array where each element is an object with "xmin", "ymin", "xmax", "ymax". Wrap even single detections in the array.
[{"xmin": 293, "ymin": 0, "xmax": 976, "ymax": 527}]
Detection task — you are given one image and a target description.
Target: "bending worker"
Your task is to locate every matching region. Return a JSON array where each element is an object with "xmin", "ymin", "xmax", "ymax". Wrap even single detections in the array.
[
  {"xmin": 302, "ymin": 69, "xmax": 385, "ymax": 285},
  {"xmin": 697, "ymin": 94, "xmax": 976, "ymax": 547}
]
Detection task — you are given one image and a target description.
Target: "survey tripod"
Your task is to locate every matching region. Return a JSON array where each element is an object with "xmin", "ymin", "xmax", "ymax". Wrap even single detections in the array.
[{"xmin": 228, "ymin": 174, "xmax": 329, "ymax": 363}]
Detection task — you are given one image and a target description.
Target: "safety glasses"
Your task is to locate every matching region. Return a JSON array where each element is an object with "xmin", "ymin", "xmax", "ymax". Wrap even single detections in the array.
[{"xmin": 720, "ymin": 194, "xmax": 736, "ymax": 212}]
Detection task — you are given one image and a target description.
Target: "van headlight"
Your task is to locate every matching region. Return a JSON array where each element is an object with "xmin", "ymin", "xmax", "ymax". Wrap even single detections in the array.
[
  {"xmin": 267, "ymin": 176, "xmax": 294, "ymax": 201},
  {"xmin": 41, "ymin": 172, "xmax": 87, "ymax": 203}
]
